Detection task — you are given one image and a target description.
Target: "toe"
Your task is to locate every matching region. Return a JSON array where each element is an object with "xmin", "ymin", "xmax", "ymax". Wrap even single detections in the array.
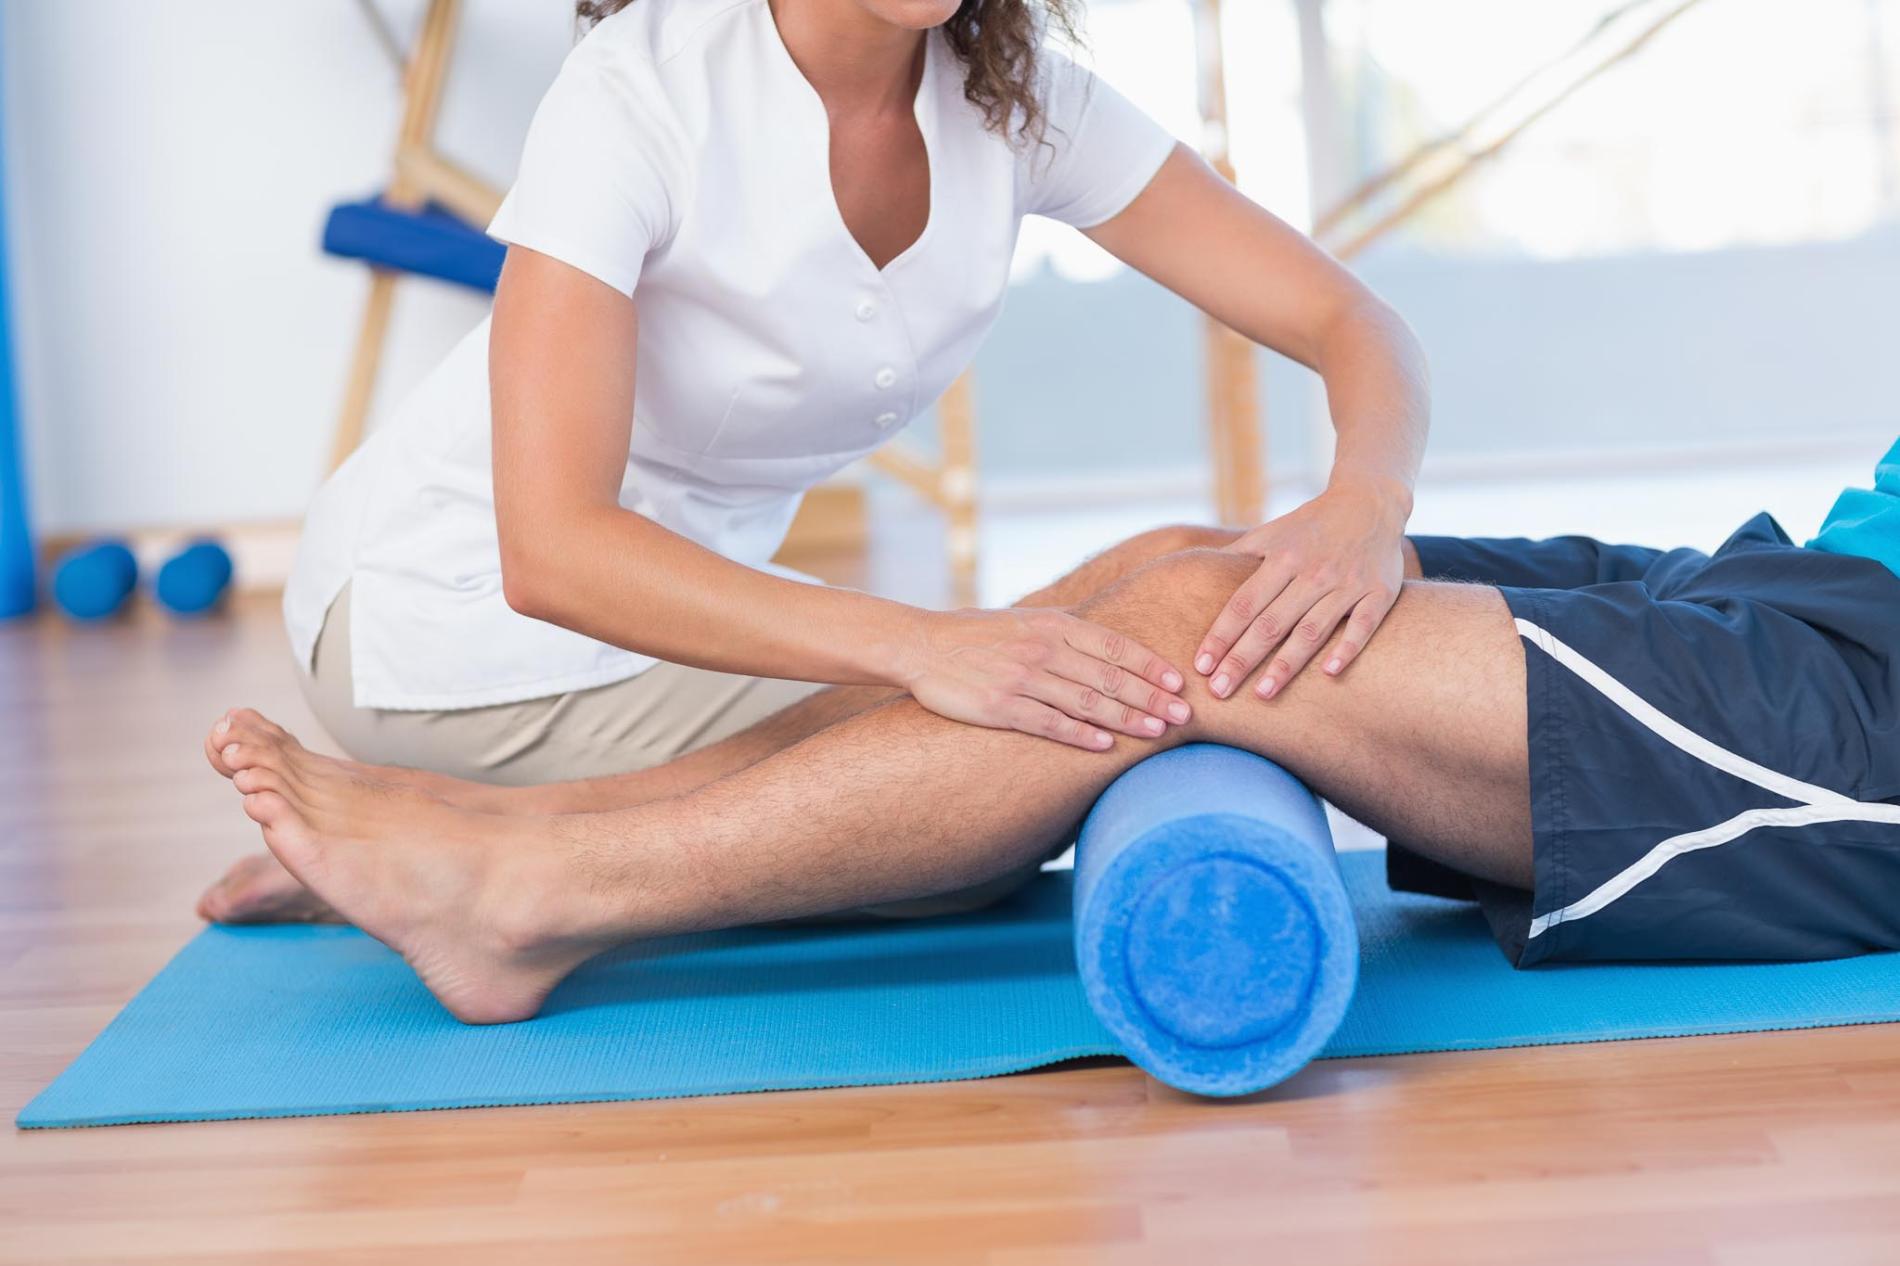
[
  {"xmin": 197, "ymin": 884, "xmax": 228, "ymax": 922},
  {"xmin": 199, "ymin": 854, "xmax": 291, "ymax": 924},
  {"xmin": 243, "ymin": 790, "xmax": 321, "ymax": 879},
  {"xmin": 226, "ymin": 710, "xmax": 274, "ymax": 747},
  {"xmin": 256, "ymin": 712, "xmax": 294, "ymax": 743},
  {"xmin": 241, "ymin": 788, "xmax": 289, "ymax": 828},
  {"xmin": 223, "ymin": 735, "xmax": 295, "ymax": 779},
  {"xmin": 205, "ymin": 713, "xmax": 238, "ymax": 777},
  {"xmin": 229, "ymin": 708, "xmax": 294, "ymax": 747},
  {"xmin": 204, "ymin": 733, "xmax": 230, "ymax": 778},
  {"xmin": 233, "ymin": 765, "xmax": 284, "ymax": 796}
]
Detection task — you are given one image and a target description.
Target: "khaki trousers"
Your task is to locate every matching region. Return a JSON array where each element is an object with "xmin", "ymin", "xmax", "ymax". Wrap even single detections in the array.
[{"xmin": 300, "ymin": 582, "xmax": 828, "ymax": 785}]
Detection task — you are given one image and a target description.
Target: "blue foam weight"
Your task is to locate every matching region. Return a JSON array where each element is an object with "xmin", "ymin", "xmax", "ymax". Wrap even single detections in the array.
[
  {"xmin": 1072, "ymin": 743, "xmax": 1358, "ymax": 1095},
  {"xmin": 51, "ymin": 540, "xmax": 138, "ymax": 621},
  {"xmin": 155, "ymin": 540, "xmax": 233, "ymax": 616}
]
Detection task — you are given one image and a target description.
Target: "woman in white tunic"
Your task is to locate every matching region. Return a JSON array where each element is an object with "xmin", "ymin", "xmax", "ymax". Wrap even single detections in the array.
[{"xmin": 201, "ymin": 0, "xmax": 1428, "ymax": 923}]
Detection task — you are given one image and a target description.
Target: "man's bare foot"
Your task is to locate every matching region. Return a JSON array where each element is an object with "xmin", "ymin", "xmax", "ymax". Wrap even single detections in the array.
[
  {"xmin": 216, "ymin": 710, "xmax": 621, "ymax": 1024},
  {"xmin": 203, "ymin": 709, "xmax": 523, "ymax": 814},
  {"xmin": 197, "ymin": 853, "xmax": 343, "ymax": 925},
  {"xmin": 199, "ymin": 707, "xmax": 507, "ymax": 928}
]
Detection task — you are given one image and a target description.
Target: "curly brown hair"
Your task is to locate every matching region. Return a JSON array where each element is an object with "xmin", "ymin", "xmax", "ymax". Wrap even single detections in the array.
[{"xmin": 575, "ymin": 0, "xmax": 1082, "ymax": 147}]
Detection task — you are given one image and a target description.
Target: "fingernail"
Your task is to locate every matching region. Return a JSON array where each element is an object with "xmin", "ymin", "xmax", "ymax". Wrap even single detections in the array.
[
  {"xmin": 1162, "ymin": 670, "xmax": 1183, "ymax": 691},
  {"xmin": 1325, "ymin": 657, "xmax": 1343, "ymax": 674},
  {"xmin": 223, "ymin": 744, "xmax": 240, "ymax": 760},
  {"xmin": 1143, "ymin": 716, "xmax": 1165, "ymax": 736},
  {"xmin": 1258, "ymin": 677, "xmax": 1278, "ymax": 699},
  {"xmin": 1211, "ymin": 673, "xmax": 1231, "ymax": 697},
  {"xmin": 1168, "ymin": 701, "xmax": 1191, "ymax": 723},
  {"xmin": 214, "ymin": 718, "xmax": 230, "ymax": 735},
  {"xmin": 1195, "ymin": 654, "xmax": 1214, "ymax": 675},
  {"xmin": 1094, "ymin": 731, "xmax": 1113, "ymax": 749}
]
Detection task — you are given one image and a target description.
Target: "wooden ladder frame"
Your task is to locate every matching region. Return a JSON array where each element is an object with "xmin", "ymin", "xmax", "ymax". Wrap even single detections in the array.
[
  {"xmin": 1193, "ymin": 0, "xmax": 1266, "ymax": 529},
  {"xmin": 1312, "ymin": 0, "xmax": 1708, "ymax": 262},
  {"xmin": 329, "ymin": 0, "xmax": 503, "ymax": 474}
]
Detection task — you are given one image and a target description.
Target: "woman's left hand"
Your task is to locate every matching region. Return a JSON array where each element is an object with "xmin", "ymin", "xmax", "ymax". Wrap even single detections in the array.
[{"xmin": 1194, "ymin": 482, "xmax": 1410, "ymax": 700}]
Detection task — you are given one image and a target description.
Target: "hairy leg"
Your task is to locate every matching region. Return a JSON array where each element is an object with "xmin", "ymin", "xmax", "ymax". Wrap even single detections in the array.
[
  {"xmin": 218, "ymin": 548, "xmax": 1528, "ymax": 1022},
  {"xmin": 198, "ymin": 524, "xmax": 1235, "ymax": 923},
  {"xmin": 603, "ymin": 550, "xmax": 1529, "ymax": 921}
]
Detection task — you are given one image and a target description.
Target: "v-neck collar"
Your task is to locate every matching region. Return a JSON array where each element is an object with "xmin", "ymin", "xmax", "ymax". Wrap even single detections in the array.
[{"xmin": 759, "ymin": 0, "xmax": 939, "ymax": 277}]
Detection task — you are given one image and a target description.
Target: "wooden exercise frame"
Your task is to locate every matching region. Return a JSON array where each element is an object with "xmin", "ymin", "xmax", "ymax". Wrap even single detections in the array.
[
  {"xmin": 864, "ymin": 375, "xmax": 980, "ymax": 602},
  {"xmin": 1313, "ymin": 0, "xmax": 1708, "ymax": 262},
  {"xmin": 1193, "ymin": 0, "xmax": 1265, "ymax": 528},
  {"xmin": 329, "ymin": 0, "xmax": 504, "ymax": 475},
  {"xmin": 1286, "ymin": 0, "xmax": 1708, "ymax": 482}
]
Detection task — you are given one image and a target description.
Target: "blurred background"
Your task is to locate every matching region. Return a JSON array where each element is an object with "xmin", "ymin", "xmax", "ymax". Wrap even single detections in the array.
[{"xmin": 2, "ymin": 0, "xmax": 1895, "ymax": 607}]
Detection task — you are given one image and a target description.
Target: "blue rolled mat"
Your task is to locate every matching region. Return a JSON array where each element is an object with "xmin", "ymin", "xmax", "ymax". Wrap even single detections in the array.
[
  {"xmin": 155, "ymin": 540, "xmax": 233, "ymax": 616},
  {"xmin": 322, "ymin": 197, "xmax": 506, "ymax": 293},
  {"xmin": 1073, "ymin": 744, "xmax": 1356, "ymax": 1095},
  {"xmin": 51, "ymin": 540, "xmax": 138, "ymax": 621}
]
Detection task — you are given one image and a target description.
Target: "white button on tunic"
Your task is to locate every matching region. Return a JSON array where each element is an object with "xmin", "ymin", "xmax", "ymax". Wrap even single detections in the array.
[{"xmin": 283, "ymin": 0, "xmax": 1178, "ymax": 711}]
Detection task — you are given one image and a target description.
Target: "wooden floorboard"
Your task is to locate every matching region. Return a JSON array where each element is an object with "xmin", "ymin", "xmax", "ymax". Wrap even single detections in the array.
[{"xmin": 3, "ymin": 595, "xmax": 1898, "ymax": 1264}]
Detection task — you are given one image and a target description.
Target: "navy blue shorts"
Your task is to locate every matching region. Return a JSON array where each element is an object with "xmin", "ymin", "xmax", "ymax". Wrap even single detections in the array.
[{"xmin": 1390, "ymin": 513, "xmax": 1900, "ymax": 967}]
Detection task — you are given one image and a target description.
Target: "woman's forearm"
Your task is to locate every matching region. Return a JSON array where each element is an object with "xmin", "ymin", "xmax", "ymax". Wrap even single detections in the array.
[
  {"xmin": 502, "ymin": 506, "xmax": 925, "ymax": 686},
  {"xmin": 1312, "ymin": 297, "xmax": 1428, "ymax": 520}
]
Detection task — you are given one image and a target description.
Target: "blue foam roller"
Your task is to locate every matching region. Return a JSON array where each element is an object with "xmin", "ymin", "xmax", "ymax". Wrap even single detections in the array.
[
  {"xmin": 155, "ymin": 540, "xmax": 233, "ymax": 616},
  {"xmin": 1072, "ymin": 743, "xmax": 1359, "ymax": 1096},
  {"xmin": 52, "ymin": 540, "xmax": 138, "ymax": 621}
]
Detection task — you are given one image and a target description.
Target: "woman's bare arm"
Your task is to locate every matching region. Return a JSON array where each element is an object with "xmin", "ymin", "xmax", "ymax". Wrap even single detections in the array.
[
  {"xmin": 1087, "ymin": 146, "xmax": 1429, "ymax": 699},
  {"xmin": 485, "ymin": 246, "xmax": 1190, "ymax": 749}
]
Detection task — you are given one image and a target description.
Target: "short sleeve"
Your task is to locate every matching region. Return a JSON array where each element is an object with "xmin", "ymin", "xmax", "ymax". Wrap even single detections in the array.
[
  {"xmin": 1019, "ymin": 49, "xmax": 1179, "ymax": 229},
  {"xmin": 487, "ymin": 44, "xmax": 682, "ymax": 297}
]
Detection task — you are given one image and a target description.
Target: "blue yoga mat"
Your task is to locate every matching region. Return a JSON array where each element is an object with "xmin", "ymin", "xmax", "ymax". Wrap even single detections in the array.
[{"xmin": 21, "ymin": 850, "xmax": 1900, "ymax": 1128}]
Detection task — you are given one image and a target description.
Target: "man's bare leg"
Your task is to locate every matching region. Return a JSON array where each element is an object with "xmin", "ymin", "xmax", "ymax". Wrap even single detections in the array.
[
  {"xmin": 198, "ymin": 525, "xmax": 1236, "ymax": 922},
  {"xmin": 215, "ymin": 548, "xmax": 1528, "ymax": 1023}
]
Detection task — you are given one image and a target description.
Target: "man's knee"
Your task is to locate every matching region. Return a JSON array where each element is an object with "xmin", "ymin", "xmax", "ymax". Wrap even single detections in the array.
[
  {"xmin": 1110, "ymin": 523, "xmax": 1239, "ymax": 566},
  {"xmin": 1075, "ymin": 547, "xmax": 1257, "ymax": 669}
]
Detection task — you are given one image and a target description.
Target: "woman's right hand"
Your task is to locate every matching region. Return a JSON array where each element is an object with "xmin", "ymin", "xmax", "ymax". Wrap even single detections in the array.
[{"xmin": 898, "ymin": 608, "xmax": 1192, "ymax": 750}]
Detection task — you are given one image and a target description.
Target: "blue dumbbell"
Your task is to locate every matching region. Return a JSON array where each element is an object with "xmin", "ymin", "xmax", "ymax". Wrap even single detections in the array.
[
  {"xmin": 155, "ymin": 539, "xmax": 234, "ymax": 617},
  {"xmin": 52, "ymin": 540, "xmax": 139, "ymax": 621}
]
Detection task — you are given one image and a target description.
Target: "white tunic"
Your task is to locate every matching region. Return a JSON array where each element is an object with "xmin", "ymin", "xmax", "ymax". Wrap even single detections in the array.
[{"xmin": 284, "ymin": 0, "xmax": 1177, "ymax": 711}]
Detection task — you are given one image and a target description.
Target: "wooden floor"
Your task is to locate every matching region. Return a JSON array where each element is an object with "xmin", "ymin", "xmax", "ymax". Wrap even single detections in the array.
[{"xmin": 4, "ymin": 595, "xmax": 1900, "ymax": 1265}]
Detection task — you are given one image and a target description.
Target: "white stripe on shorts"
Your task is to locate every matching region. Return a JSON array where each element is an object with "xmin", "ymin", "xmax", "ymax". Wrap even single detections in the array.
[{"xmin": 1513, "ymin": 619, "xmax": 1900, "ymax": 940}]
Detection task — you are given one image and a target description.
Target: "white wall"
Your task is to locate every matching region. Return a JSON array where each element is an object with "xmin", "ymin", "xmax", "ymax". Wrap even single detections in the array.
[{"xmin": 2, "ymin": 0, "xmax": 576, "ymax": 536}]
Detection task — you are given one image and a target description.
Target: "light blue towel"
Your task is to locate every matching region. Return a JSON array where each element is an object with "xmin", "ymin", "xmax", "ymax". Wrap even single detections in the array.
[
  {"xmin": 1807, "ymin": 434, "xmax": 1900, "ymax": 580},
  {"xmin": 21, "ymin": 849, "xmax": 1900, "ymax": 1128}
]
